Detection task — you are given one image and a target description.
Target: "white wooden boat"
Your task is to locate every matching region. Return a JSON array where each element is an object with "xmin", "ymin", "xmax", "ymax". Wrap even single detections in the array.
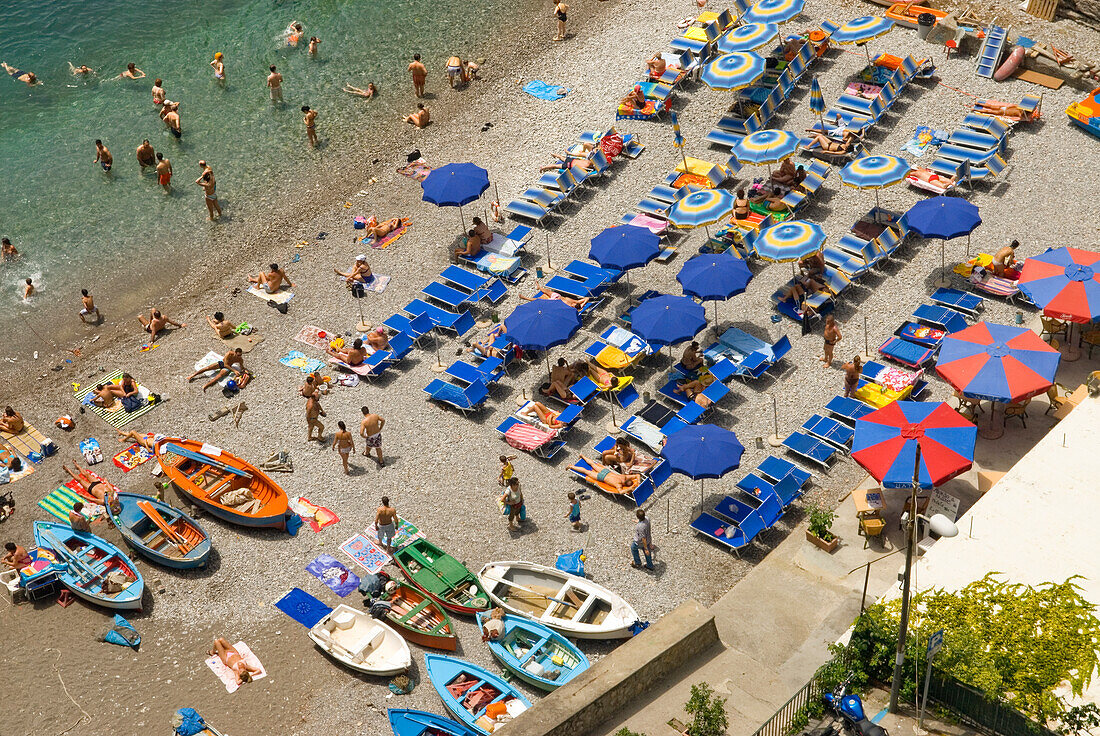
[
  {"xmin": 308, "ymin": 604, "xmax": 411, "ymax": 675},
  {"xmin": 477, "ymin": 560, "xmax": 639, "ymax": 640}
]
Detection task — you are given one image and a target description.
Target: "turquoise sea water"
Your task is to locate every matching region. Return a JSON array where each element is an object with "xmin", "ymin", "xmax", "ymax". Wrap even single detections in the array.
[{"xmin": 0, "ymin": 0, "xmax": 515, "ymax": 319}]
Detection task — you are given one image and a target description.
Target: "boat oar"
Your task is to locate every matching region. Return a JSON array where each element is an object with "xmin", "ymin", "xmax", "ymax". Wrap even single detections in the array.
[
  {"xmin": 136, "ymin": 500, "xmax": 192, "ymax": 555},
  {"xmin": 165, "ymin": 443, "xmax": 252, "ymax": 478},
  {"xmin": 480, "ymin": 575, "xmax": 569, "ymax": 607},
  {"xmin": 404, "ymin": 714, "xmax": 468, "ymax": 736},
  {"xmin": 39, "ymin": 529, "xmax": 100, "ymax": 582}
]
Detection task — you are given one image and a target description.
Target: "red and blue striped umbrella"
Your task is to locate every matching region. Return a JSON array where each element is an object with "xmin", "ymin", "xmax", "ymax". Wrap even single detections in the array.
[
  {"xmin": 1018, "ymin": 247, "xmax": 1100, "ymax": 323},
  {"xmin": 936, "ymin": 322, "xmax": 1061, "ymax": 403},
  {"xmin": 852, "ymin": 401, "xmax": 976, "ymax": 489}
]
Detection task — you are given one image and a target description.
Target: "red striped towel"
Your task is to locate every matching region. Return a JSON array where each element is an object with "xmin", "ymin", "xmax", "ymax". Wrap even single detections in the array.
[{"xmin": 505, "ymin": 423, "xmax": 556, "ymax": 452}]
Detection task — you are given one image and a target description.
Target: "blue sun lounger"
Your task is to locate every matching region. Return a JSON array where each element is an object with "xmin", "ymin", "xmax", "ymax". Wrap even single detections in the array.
[
  {"xmin": 496, "ymin": 416, "xmax": 567, "ymax": 459},
  {"xmin": 825, "ymin": 395, "xmax": 875, "ymax": 424},
  {"xmin": 690, "ymin": 510, "xmax": 756, "ymax": 553},
  {"xmin": 561, "ymin": 259, "xmax": 621, "ymax": 286},
  {"xmin": 913, "ymin": 303, "xmax": 969, "ymax": 333},
  {"xmin": 421, "ymin": 281, "xmax": 473, "ymax": 311},
  {"xmin": 382, "ymin": 312, "xmax": 435, "ymax": 345},
  {"xmin": 424, "ymin": 378, "xmax": 489, "ymax": 415},
  {"xmin": 757, "ymin": 455, "xmax": 813, "ymax": 490},
  {"xmin": 403, "ymin": 299, "xmax": 476, "ymax": 337},
  {"xmin": 731, "ymin": 488, "xmax": 784, "ymax": 530},
  {"xmin": 447, "ymin": 358, "xmax": 504, "ymax": 387},
  {"xmin": 742, "ymin": 471, "xmax": 805, "ymax": 509},
  {"xmin": 878, "ymin": 336, "xmax": 936, "ymax": 368},
  {"xmin": 709, "ymin": 496, "xmax": 767, "ymax": 550},
  {"xmin": 782, "ymin": 432, "xmax": 839, "ymax": 469},
  {"xmin": 439, "ymin": 265, "xmax": 509, "ymax": 305},
  {"xmin": 801, "ymin": 414, "xmax": 854, "ymax": 450},
  {"xmin": 929, "ymin": 288, "xmax": 983, "ymax": 316}
]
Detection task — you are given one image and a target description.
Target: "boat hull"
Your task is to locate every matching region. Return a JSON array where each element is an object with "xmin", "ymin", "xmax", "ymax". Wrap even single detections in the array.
[
  {"xmin": 110, "ymin": 492, "xmax": 211, "ymax": 569},
  {"xmin": 424, "ymin": 654, "xmax": 532, "ymax": 736},
  {"xmin": 386, "ymin": 582, "xmax": 458, "ymax": 651},
  {"xmin": 393, "ymin": 539, "xmax": 490, "ymax": 617},
  {"xmin": 477, "ymin": 612, "xmax": 589, "ymax": 691},
  {"xmin": 308, "ymin": 604, "xmax": 411, "ymax": 676},
  {"xmin": 388, "ymin": 708, "xmax": 475, "ymax": 736},
  {"xmin": 33, "ymin": 521, "xmax": 144, "ymax": 611}
]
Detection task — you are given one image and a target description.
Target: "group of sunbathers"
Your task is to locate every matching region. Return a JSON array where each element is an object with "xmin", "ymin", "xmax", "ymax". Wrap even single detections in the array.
[
  {"xmin": 325, "ymin": 329, "xmax": 391, "ymax": 366},
  {"xmin": 733, "ymin": 159, "xmax": 810, "ymax": 216},
  {"xmin": 454, "ymin": 217, "xmax": 496, "ymax": 259},
  {"xmin": 540, "ymin": 357, "xmax": 623, "ymax": 401},
  {"xmin": 778, "ymin": 250, "xmax": 828, "ymax": 317},
  {"xmin": 87, "ymin": 373, "xmax": 141, "ymax": 409}
]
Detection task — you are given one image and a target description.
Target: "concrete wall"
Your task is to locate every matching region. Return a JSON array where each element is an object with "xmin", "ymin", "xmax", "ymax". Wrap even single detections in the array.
[{"xmin": 498, "ymin": 599, "xmax": 720, "ymax": 736}]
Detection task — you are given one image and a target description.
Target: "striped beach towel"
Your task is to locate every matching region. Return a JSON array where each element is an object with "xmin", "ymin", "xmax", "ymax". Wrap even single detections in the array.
[
  {"xmin": 73, "ymin": 371, "xmax": 161, "ymax": 428},
  {"xmin": 38, "ymin": 486, "xmax": 105, "ymax": 522},
  {"xmin": 1, "ymin": 423, "xmax": 56, "ymax": 462}
]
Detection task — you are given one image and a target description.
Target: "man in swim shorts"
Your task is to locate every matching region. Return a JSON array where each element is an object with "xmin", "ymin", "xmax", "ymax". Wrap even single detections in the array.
[
  {"xmin": 195, "ymin": 161, "xmax": 221, "ymax": 220},
  {"xmin": 94, "ymin": 140, "xmax": 113, "ymax": 172},
  {"xmin": 305, "ymin": 393, "xmax": 326, "ymax": 442},
  {"xmin": 188, "ymin": 347, "xmax": 246, "ymax": 391},
  {"xmin": 155, "ymin": 153, "xmax": 173, "ymax": 193},
  {"xmin": 2, "ymin": 62, "xmax": 38, "ymax": 86},
  {"xmin": 68, "ymin": 502, "xmax": 91, "ymax": 533},
  {"xmin": 267, "ymin": 65, "xmax": 283, "ymax": 103},
  {"xmin": 79, "ymin": 289, "xmax": 99, "ymax": 324},
  {"xmin": 160, "ymin": 100, "xmax": 182, "ymax": 138},
  {"xmin": 447, "ymin": 56, "xmax": 464, "ymax": 88},
  {"xmin": 138, "ymin": 307, "xmax": 186, "ymax": 338},
  {"xmin": 375, "ymin": 496, "xmax": 397, "ymax": 551},
  {"xmin": 359, "ymin": 406, "xmax": 385, "ymax": 467},
  {"xmin": 136, "ymin": 139, "xmax": 156, "ymax": 171},
  {"xmin": 407, "ymin": 54, "xmax": 427, "ymax": 97},
  {"xmin": 151, "ymin": 78, "xmax": 165, "ymax": 106},
  {"xmin": 248, "ymin": 263, "xmax": 292, "ymax": 293},
  {"xmin": 328, "ymin": 337, "xmax": 366, "ymax": 366}
]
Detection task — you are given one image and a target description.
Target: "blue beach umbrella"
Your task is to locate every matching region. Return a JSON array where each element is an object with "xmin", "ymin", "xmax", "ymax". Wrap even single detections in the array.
[
  {"xmin": 716, "ymin": 22, "xmax": 780, "ymax": 53},
  {"xmin": 660, "ymin": 424, "xmax": 745, "ymax": 506},
  {"xmin": 809, "ymin": 76, "xmax": 826, "ymax": 127},
  {"xmin": 700, "ymin": 52, "xmax": 767, "ymax": 91},
  {"xmin": 829, "ymin": 15, "xmax": 895, "ymax": 61},
  {"xmin": 904, "ymin": 196, "xmax": 982, "ymax": 284},
  {"xmin": 743, "ymin": 0, "xmax": 805, "ymax": 24},
  {"xmin": 630, "ymin": 294, "xmax": 707, "ymax": 347},
  {"xmin": 676, "ymin": 252, "xmax": 753, "ymax": 326},
  {"xmin": 421, "ymin": 162, "xmax": 490, "ymax": 231},
  {"xmin": 504, "ymin": 298, "xmax": 582, "ymax": 375},
  {"xmin": 754, "ymin": 220, "xmax": 827, "ymax": 263},
  {"xmin": 588, "ymin": 225, "xmax": 660, "ymax": 272},
  {"xmin": 839, "ymin": 154, "xmax": 910, "ymax": 208}
]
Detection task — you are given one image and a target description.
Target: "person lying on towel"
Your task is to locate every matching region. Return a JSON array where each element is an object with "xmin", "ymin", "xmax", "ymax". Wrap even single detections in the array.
[
  {"xmin": 210, "ymin": 638, "xmax": 262, "ymax": 686},
  {"xmin": 365, "ymin": 216, "xmax": 408, "ymax": 240},
  {"xmin": 519, "ymin": 286, "xmax": 589, "ymax": 310},
  {"xmin": 569, "ymin": 455, "xmax": 643, "ymax": 493}
]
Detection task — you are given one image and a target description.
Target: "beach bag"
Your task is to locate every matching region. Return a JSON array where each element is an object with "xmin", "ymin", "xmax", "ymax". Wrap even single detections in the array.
[
  {"xmin": 172, "ymin": 708, "xmax": 206, "ymax": 736},
  {"xmin": 101, "ymin": 614, "xmax": 140, "ymax": 649},
  {"xmin": 120, "ymin": 395, "xmax": 143, "ymax": 413},
  {"xmin": 556, "ymin": 550, "xmax": 586, "ymax": 577}
]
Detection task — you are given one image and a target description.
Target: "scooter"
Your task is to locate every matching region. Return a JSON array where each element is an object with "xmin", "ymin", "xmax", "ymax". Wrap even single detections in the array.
[{"xmin": 823, "ymin": 676, "xmax": 888, "ymax": 736}]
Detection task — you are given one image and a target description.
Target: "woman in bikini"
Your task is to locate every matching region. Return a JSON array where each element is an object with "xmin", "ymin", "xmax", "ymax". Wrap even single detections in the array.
[
  {"xmin": 366, "ymin": 216, "xmax": 408, "ymax": 240},
  {"xmin": 335, "ymin": 255, "xmax": 373, "ymax": 285},
  {"xmin": 569, "ymin": 455, "xmax": 642, "ymax": 493},
  {"xmin": 733, "ymin": 189, "xmax": 750, "ymax": 220},
  {"xmin": 842, "ymin": 355, "xmax": 862, "ymax": 398},
  {"xmin": 210, "ymin": 638, "xmax": 261, "ymax": 686},
  {"xmin": 807, "ymin": 128, "xmax": 860, "ymax": 155},
  {"xmin": 520, "ymin": 401, "xmax": 566, "ymax": 429}
]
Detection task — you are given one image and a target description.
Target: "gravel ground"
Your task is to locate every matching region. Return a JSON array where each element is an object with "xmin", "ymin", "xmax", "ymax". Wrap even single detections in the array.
[{"xmin": 2, "ymin": 0, "xmax": 1099, "ymax": 733}]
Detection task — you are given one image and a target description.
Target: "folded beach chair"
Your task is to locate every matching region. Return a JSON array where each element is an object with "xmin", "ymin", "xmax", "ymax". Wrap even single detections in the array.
[
  {"xmin": 382, "ymin": 312, "xmax": 435, "ymax": 345},
  {"xmin": 756, "ymin": 455, "xmax": 813, "ymax": 492},
  {"xmin": 424, "ymin": 378, "xmax": 489, "ymax": 416},
  {"xmin": 781, "ymin": 431, "xmax": 839, "ymax": 469},
  {"xmin": 497, "ymin": 416, "xmax": 566, "ymax": 459},
  {"xmin": 710, "ymin": 496, "xmax": 767, "ymax": 548},
  {"xmin": 691, "ymin": 509, "xmax": 757, "ymax": 553},
  {"xmin": 913, "ymin": 303, "xmax": 968, "ymax": 333},
  {"xmin": 929, "ymin": 287, "xmax": 983, "ymax": 316},
  {"xmin": 801, "ymin": 414, "xmax": 854, "ymax": 450},
  {"xmin": 403, "ymin": 299, "xmax": 475, "ymax": 337},
  {"xmin": 825, "ymin": 395, "xmax": 874, "ymax": 424},
  {"xmin": 878, "ymin": 336, "xmax": 935, "ymax": 368}
]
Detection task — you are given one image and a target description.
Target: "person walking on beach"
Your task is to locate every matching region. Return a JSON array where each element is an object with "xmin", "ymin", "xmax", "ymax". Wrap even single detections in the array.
[
  {"xmin": 359, "ymin": 406, "xmax": 385, "ymax": 467},
  {"xmin": 332, "ymin": 421, "xmax": 355, "ymax": 474},
  {"xmin": 552, "ymin": 0, "xmax": 568, "ymax": 41},
  {"xmin": 821, "ymin": 315, "xmax": 841, "ymax": 368},
  {"xmin": 79, "ymin": 289, "xmax": 99, "ymax": 324},
  {"xmin": 94, "ymin": 140, "xmax": 112, "ymax": 172},
  {"xmin": 267, "ymin": 65, "xmax": 283, "ymax": 103},
  {"xmin": 305, "ymin": 393, "xmax": 325, "ymax": 442},
  {"xmin": 210, "ymin": 52, "xmax": 225, "ymax": 83},
  {"xmin": 375, "ymin": 496, "xmax": 397, "ymax": 553},
  {"xmin": 407, "ymin": 54, "xmax": 427, "ymax": 98},
  {"xmin": 155, "ymin": 153, "xmax": 172, "ymax": 193},
  {"xmin": 842, "ymin": 355, "xmax": 862, "ymax": 398},
  {"xmin": 631, "ymin": 508, "xmax": 654, "ymax": 570},
  {"xmin": 501, "ymin": 477, "xmax": 525, "ymax": 531},
  {"xmin": 301, "ymin": 105, "xmax": 318, "ymax": 147},
  {"xmin": 136, "ymin": 140, "xmax": 156, "ymax": 172},
  {"xmin": 567, "ymin": 491, "xmax": 582, "ymax": 531},
  {"xmin": 195, "ymin": 162, "xmax": 221, "ymax": 220}
]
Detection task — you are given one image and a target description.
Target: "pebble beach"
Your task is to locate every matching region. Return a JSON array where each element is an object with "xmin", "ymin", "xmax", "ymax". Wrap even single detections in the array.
[{"xmin": 3, "ymin": 0, "xmax": 1100, "ymax": 732}]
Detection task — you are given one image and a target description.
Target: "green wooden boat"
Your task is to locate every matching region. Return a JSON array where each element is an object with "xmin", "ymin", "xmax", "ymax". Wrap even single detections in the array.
[{"xmin": 393, "ymin": 538, "xmax": 489, "ymax": 616}]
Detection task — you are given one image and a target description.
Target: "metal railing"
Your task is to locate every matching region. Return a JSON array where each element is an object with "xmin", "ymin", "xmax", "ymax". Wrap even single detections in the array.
[
  {"xmin": 927, "ymin": 669, "xmax": 1059, "ymax": 736},
  {"xmin": 748, "ymin": 672, "xmax": 828, "ymax": 736}
]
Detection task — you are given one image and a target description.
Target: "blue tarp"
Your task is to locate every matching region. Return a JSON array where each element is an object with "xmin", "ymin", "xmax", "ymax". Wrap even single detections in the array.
[{"xmin": 523, "ymin": 80, "xmax": 569, "ymax": 101}]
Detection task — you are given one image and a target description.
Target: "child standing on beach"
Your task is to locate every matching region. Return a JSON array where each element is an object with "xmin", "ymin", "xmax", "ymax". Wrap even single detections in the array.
[
  {"xmin": 498, "ymin": 454, "xmax": 516, "ymax": 487},
  {"xmin": 567, "ymin": 492, "xmax": 582, "ymax": 531}
]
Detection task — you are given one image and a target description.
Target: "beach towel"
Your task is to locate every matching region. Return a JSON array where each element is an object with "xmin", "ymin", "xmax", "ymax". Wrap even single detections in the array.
[
  {"xmin": 523, "ymin": 80, "xmax": 569, "ymax": 101},
  {"xmin": 365, "ymin": 516, "xmax": 423, "ymax": 550},
  {"xmin": 0, "ymin": 444, "xmax": 34, "ymax": 483},
  {"xmin": 275, "ymin": 587, "xmax": 332, "ymax": 629},
  {"xmin": 217, "ymin": 331, "xmax": 264, "ymax": 353},
  {"xmin": 341, "ymin": 273, "xmax": 391, "ymax": 294},
  {"xmin": 1, "ymin": 423, "xmax": 56, "ymax": 462},
  {"xmin": 67, "ymin": 470, "xmax": 121, "ymax": 506},
  {"xmin": 328, "ymin": 358, "xmax": 379, "ymax": 377},
  {"xmin": 617, "ymin": 100, "xmax": 660, "ymax": 121},
  {"xmin": 340, "ymin": 532, "xmax": 391, "ymax": 574},
  {"xmin": 360, "ymin": 223, "xmax": 409, "ymax": 250},
  {"xmin": 504, "ymin": 422, "xmax": 556, "ymax": 452},
  {"xmin": 74, "ymin": 371, "xmax": 160, "ymax": 428},
  {"xmin": 80, "ymin": 437, "xmax": 103, "ymax": 465},
  {"xmin": 472, "ymin": 252, "xmax": 521, "ymax": 276},
  {"xmin": 279, "ymin": 350, "xmax": 325, "ymax": 374},
  {"xmin": 396, "ymin": 160, "xmax": 432, "ymax": 181},
  {"xmin": 294, "ymin": 325, "xmax": 336, "ymax": 352},
  {"xmin": 193, "ymin": 351, "xmax": 235, "ymax": 389},
  {"xmin": 900, "ymin": 125, "xmax": 935, "ymax": 157},
  {"xmin": 248, "ymin": 285, "xmax": 294, "ymax": 305},
  {"xmin": 306, "ymin": 553, "xmax": 361, "ymax": 597},
  {"xmin": 113, "ymin": 442, "xmax": 154, "ymax": 472},
  {"xmin": 205, "ymin": 641, "xmax": 267, "ymax": 693},
  {"xmin": 38, "ymin": 485, "xmax": 104, "ymax": 522},
  {"xmin": 289, "ymin": 496, "xmax": 340, "ymax": 532}
]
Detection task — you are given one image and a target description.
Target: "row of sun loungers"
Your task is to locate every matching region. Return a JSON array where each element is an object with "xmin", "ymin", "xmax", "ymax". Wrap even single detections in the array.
[{"xmin": 806, "ymin": 55, "xmax": 926, "ymax": 146}]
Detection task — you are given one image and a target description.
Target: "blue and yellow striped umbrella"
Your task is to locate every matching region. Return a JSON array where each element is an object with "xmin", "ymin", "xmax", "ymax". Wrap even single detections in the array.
[
  {"xmin": 829, "ymin": 15, "xmax": 894, "ymax": 44},
  {"xmin": 716, "ymin": 22, "xmax": 780, "ymax": 53},
  {"xmin": 700, "ymin": 51, "xmax": 766, "ymax": 90},
  {"xmin": 808, "ymin": 76, "xmax": 825, "ymax": 115},
  {"xmin": 839, "ymin": 155, "xmax": 910, "ymax": 189},
  {"xmin": 754, "ymin": 220, "xmax": 827, "ymax": 262},
  {"xmin": 729, "ymin": 129, "xmax": 804, "ymax": 166},
  {"xmin": 667, "ymin": 189, "xmax": 737, "ymax": 229},
  {"xmin": 743, "ymin": 0, "xmax": 805, "ymax": 24}
]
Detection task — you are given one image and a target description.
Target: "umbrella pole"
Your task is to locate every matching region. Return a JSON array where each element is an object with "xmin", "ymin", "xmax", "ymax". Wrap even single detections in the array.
[
  {"xmin": 700, "ymin": 479, "xmax": 705, "ymax": 511},
  {"xmin": 860, "ymin": 314, "xmax": 874, "ymax": 362},
  {"xmin": 545, "ymin": 351, "xmax": 552, "ymax": 378},
  {"xmin": 356, "ymin": 293, "xmax": 370, "ymax": 333},
  {"xmin": 1063, "ymin": 322, "xmax": 1082, "ymax": 362},
  {"xmin": 713, "ymin": 300, "xmax": 719, "ymax": 332},
  {"xmin": 430, "ymin": 334, "xmax": 447, "ymax": 373},
  {"xmin": 459, "ymin": 205, "xmax": 467, "ymax": 234},
  {"xmin": 544, "ymin": 232, "xmax": 558, "ymax": 273},
  {"xmin": 606, "ymin": 398, "xmax": 622, "ymax": 435},
  {"xmin": 767, "ymin": 393, "xmax": 783, "ymax": 447},
  {"xmin": 978, "ymin": 400, "xmax": 1004, "ymax": 440},
  {"xmin": 966, "ymin": 233, "xmax": 971, "ymax": 257},
  {"xmin": 934, "ymin": 239, "xmax": 951, "ymax": 288},
  {"xmin": 874, "ymin": 188, "xmax": 881, "ymax": 209}
]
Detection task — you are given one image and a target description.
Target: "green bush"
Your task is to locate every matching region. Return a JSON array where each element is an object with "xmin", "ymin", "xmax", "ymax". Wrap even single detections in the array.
[
  {"xmin": 685, "ymin": 682, "xmax": 729, "ymax": 736},
  {"xmin": 806, "ymin": 503, "xmax": 837, "ymax": 542},
  {"xmin": 614, "ymin": 729, "xmax": 648, "ymax": 736}
]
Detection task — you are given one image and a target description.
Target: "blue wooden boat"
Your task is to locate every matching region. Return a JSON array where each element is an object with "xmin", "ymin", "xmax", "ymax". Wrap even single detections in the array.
[
  {"xmin": 33, "ymin": 521, "xmax": 145, "ymax": 611},
  {"xmin": 108, "ymin": 492, "xmax": 211, "ymax": 569},
  {"xmin": 424, "ymin": 654, "xmax": 533, "ymax": 735},
  {"xmin": 476, "ymin": 612, "xmax": 589, "ymax": 692},
  {"xmin": 388, "ymin": 708, "xmax": 476, "ymax": 736}
]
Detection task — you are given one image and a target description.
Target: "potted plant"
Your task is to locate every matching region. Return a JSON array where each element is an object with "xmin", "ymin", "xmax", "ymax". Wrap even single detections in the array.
[{"xmin": 805, "ymin": 503, "xmax": 839, "ymax": 552}]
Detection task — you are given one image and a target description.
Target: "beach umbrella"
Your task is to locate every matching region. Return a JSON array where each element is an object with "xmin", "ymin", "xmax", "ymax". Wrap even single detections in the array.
[
  {"xmin": 743, "ymin": 0, "xmax": 805, "ymax": 24},
  {"xmin": 1018, "ymin": 247, "xmax": 1100, "ymax": 324},
  {"xmin": 630, "ymin": 294, "xmax": 707, "ymax": 348},
  {"xmin": 904, "ymin": 196, "xmax": 982, "ymax": 287},
  {"xmin": 839, "ymin": 155, "xmax": 910, "ymax": 208},
  {"xmin": 660, "ymin": 424, "xmax": 745, "ymax": 507},
  {"xmin": 700, "ymin": 52, "xmax": 767, "ymax": 91},
  {"xmin": 730, "ymin": 129, "xmax": 805, "ymax": 167},
  {"xmin": 828, "ymin": 15, "xmax": 895, "ymax": 62},
  {"xmin": 716, "ymin": 22, "xmax": 780, "ymax": 53},
  {"xmin": 504, "ymin": 299, "xmax": 581, "ymax": 374},
  {"xmin": 852, "ymin": 401, "xmax": 976, "ymax": 489},
  {"xmin": 589, "ymin": 225, "xmax": 661, "ymax": 293},
  {"xmin": 666, "ymin": 189, "xmax": 736, "ymax": 242},
  {"xmin": 421, "ymin": 162, "xmax": 490, "ymax": 232},
  {"xmin": 754, "ymin": 220, "xmax": 827, "ymax": 263},
  {"xmin": 808, "ymin": 76, "xmax": 826, "ymax": 128},
  {"xmin": 676, "ymin": 252, "xmax": 753, "ymax": 326},
  {"xmin": 936, "ymin": 322, "xmax": 1060, "ymax": 404}
]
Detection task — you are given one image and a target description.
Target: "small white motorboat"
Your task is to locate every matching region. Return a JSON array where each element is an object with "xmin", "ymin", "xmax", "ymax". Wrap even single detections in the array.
[{"xmin": 308, "ymin": 604, "xmax": 411, "ymax": 675}]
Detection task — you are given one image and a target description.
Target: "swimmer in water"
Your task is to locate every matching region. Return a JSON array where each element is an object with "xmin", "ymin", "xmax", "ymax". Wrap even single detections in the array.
[
  {"xmin": 155, "ymin": 153, "xmax": 173, "ymax": 194},
  {"xmin": 2, "ymin": 62, "xmax": 39, "ymax": 86},
  {"xmin": 195, "ymin": 161, "xmax": 221, "ymax": 220},
  {"xmin": 309, "ymin": 36, "xmax": 321, "ymax": 56},
  {"xmin": 94, "ymin": 139, "xmax": 113, "ymax": 172},
  {"xmin": 285, "ymin": 21, "xmax": 304, "ymax": 47},
  {"xmin": 68, "ymin": 63, "xmax": 95, "ymax": 76},
  {"xmin": 1, "ymin": 238, "xmax": 19, "ymax": 261},
  {"xmin": 23, "ymin": 278, "xmax": 34, "ymax": 300},
  {"xmin": 136, "ymin": 139, "xmax": 156, "ymax": 171},
  {"xmin": 267, "ymin": 65, "xmax": 283, "ymax": 103},
  {"xmin": 210, "ymin": 52, "xmax": 225, "ymax": 83},
  {"xmin": 151, "ymin": 78, "xmax": 165, "ymax": 106},
  {"xmin": 160, "ymin": 100, "xmax": 182, "ymax": 138},
  {"xmin": 301, "ymin": 106, "xmax": 318, "ymax": 147},
  {"xmin": 116, "ymin": 62, "xmax": 145, "ymax": 80},
  {"xmin": 342, "ymin": 83, "xmax": 376, "ymax": 98}
]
